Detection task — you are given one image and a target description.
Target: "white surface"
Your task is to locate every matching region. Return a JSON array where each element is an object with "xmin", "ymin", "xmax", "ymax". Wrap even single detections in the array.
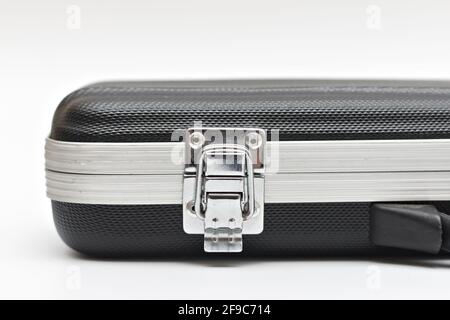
[{"xmin": 2, "ymin": 0, "xmax": 450, "ymax": 299}]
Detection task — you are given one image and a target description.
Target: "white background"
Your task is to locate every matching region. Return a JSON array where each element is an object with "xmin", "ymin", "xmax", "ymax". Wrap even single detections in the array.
[{"xmin": 1, "ymin": 0, "xmax": 450, "ymax": 299}]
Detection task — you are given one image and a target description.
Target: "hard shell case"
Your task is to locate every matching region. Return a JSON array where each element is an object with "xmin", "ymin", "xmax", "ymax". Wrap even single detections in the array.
[{"xmin": 46, "ymin": 80, "xmax": 450, "ymax": 257}]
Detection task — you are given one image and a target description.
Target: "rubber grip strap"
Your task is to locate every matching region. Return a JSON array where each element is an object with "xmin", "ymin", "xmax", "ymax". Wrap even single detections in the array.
[{"xmin": 370, "ymin": 203, "xmax": 450, "ymax": 254}]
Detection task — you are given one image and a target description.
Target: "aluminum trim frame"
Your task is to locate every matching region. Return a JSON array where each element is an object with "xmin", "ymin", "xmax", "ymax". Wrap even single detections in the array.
[
  {"xmin": 47, "ymin": 170, "xmax": 450, "ymax": 204},
  {"xmin": 45, "ymin": 138, "xmax": 450, "ymax": 204},
  {"xmin": 46, "ymin": 138, "xmax": 450, "ymax": 174}
]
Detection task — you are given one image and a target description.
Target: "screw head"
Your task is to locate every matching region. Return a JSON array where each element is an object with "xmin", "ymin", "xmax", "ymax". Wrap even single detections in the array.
[
  {"xmin": 246, "ymin": 132, "xmax": 262, "ymax": 150},
  {"xmin": 189, "ymin": 132, "xmax": 205, "ymax": 149}
]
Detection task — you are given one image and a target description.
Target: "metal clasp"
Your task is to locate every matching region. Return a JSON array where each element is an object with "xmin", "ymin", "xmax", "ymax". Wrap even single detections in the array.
[{"xmin": 182, "ymin": 128, "xmax": 265, "ymax": 253}]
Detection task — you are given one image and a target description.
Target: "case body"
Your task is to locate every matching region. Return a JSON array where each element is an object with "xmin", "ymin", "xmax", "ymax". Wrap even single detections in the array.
[{"xmin": 46, "ymin": 80, "xmax": 450, "ymax": 257}]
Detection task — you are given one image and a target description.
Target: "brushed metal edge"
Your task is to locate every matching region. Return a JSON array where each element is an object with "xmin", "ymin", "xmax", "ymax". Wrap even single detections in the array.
[
  {"xmin": 46, "ymin": 170, "xmax": 450, "ymax": 204},
  {"xmin": 46, "ymin": 137, "xmax": 450, "ymax": 174}
]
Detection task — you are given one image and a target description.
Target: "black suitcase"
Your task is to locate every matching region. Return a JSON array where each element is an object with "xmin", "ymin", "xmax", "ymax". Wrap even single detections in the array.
[{"xmin": 45, "ymin": 80, "xmax": 450, "ymax": 257}]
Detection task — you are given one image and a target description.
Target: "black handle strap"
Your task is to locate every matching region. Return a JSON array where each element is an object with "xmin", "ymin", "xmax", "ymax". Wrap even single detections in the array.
[{"xmin": 370, "ymin": 203, "xmax": 450, "ymax": 254}]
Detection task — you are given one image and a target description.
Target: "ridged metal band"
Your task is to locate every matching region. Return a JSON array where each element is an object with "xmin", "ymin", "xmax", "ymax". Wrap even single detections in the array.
[
  {"xmin": 46, "ymin": 138, "xmax": 450, "ymax": 174},
  {"xmin": 45, "ymin": 138, "xmax": 450, "ymax": 204},
  {"xmin": 46, "ymin": 170, "xmax": 450, "ymax": 204}
]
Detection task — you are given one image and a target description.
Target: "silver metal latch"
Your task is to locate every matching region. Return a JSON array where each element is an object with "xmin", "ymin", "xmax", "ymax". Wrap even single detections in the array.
[{"xmin": 182, "ymin": 128, "xmax": 265, "ymax": 253}]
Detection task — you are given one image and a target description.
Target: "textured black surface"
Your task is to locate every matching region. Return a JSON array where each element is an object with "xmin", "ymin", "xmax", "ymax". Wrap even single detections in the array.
[
  {"xmin": 53, "ymin": 201, "xmax": 378, "ymax": 257},
  {"xmin": 51, "ymin": 80, "xmax": 450, "ymax": 142},
  {"xmin": 53, "ymin": 201, "xmax": 450, "ymax": 257}
]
